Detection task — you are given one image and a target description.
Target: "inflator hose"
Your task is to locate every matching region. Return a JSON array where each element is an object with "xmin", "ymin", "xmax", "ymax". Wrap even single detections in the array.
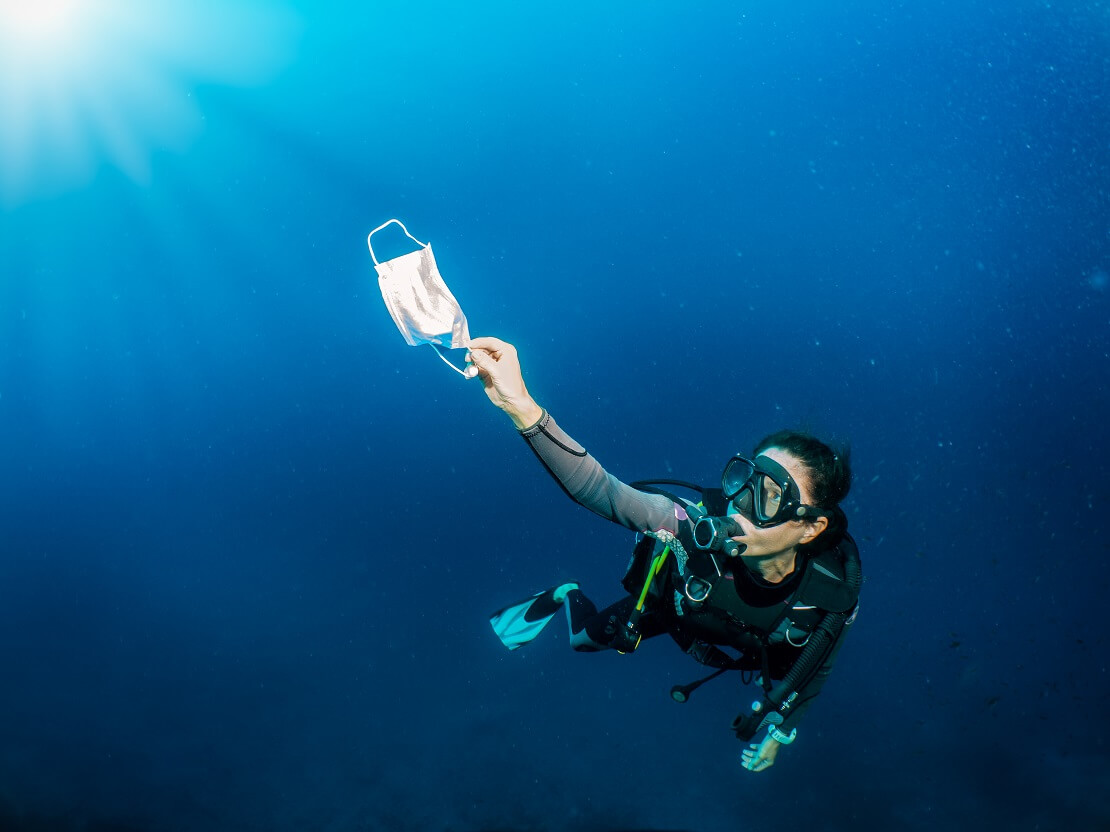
[{"xmin": 766, "ymin": 536, "xmax": 862, "ymax": 711}]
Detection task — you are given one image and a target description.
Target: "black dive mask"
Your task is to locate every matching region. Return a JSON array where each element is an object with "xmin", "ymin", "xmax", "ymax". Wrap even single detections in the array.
[{"xmin": 722, "ymin": 454, "xmax": 827, "ymax": 528}]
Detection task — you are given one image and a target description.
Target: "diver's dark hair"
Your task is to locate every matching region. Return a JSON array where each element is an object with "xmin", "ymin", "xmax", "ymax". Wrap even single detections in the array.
[{"xmin": 754, "ymin": 430, "xmax": 852, "ymax": 550}]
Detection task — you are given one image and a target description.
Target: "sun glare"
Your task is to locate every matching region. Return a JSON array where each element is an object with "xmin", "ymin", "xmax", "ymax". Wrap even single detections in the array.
[
  {"xmin": 0, "ymin": 0, "xmax": 81, "ymax": 40},
  {"xmin": 0, "ymin": 0, "xmax": 299, "ymax": 206}
]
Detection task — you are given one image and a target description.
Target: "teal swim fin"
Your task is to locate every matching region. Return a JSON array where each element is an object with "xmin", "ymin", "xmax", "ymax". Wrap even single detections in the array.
[{"xmin": 490, "ymin": 583, "xmax": 579, "ymax": 650}]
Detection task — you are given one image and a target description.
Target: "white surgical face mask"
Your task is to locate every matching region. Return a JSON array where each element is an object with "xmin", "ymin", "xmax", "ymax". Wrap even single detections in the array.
[{"xmin": 368, "ymin": 218, "xmax": 471, "ymax": 375}]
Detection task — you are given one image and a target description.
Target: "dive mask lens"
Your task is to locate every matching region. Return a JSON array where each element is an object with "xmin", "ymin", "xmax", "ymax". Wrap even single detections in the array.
[
  {"xmin": 758, "ymin": 474, "xmax": 784, "ymax": 519},
  {"xmin": 730, "ymin": 490, "xmax": 753, "ymax": 520},
  {"xmin": 722, "ymin": 456, "xmax": 756, "ymax": 500},
  {"xmin": 732, "ymin": 475, "xmax": 788, "ymax": 526}
]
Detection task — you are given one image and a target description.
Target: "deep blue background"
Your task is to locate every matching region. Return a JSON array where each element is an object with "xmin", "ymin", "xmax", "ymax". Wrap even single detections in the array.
[{"xmin": 1, "ymin": 1, "xmax": 1108, "ymax": 830}]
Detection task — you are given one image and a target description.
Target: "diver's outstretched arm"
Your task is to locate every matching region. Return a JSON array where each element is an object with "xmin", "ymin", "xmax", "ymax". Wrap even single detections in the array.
[{"xmin": 466, "ymin": 336, "xmax": 677, "ymax": 534}]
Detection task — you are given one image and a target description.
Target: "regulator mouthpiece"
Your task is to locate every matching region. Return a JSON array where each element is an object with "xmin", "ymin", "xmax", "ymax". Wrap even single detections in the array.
[{"xmin": 693, "ymin": 515, "xmax": 746, "ymax": 558}]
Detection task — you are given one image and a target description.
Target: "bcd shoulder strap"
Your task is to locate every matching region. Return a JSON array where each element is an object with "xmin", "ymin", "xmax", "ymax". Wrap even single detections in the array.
[{"xmin": 795, "ymin": 534, "xmax": 862, "ymax": 614}]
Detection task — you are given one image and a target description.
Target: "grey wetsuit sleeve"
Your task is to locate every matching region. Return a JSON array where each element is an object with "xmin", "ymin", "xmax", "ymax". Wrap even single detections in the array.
[{"xmin": 519, "ymin": 410, "xmax": 678, "ymax": 535}]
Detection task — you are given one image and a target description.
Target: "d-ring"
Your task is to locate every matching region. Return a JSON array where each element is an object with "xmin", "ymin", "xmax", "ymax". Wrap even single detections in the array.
[
  {"xmin": 785, "ymin": 627, "xmax": 811, "ymax": 647},
  {"xmin": 684, "ymin": 575, "xmax": 713, "ymax": 604}
]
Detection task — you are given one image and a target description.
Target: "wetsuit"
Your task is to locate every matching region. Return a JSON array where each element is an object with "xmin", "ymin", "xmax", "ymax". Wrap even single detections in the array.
[{"xmin": 521, "ymin": 410, "xmax": 857, "ymax": 736}]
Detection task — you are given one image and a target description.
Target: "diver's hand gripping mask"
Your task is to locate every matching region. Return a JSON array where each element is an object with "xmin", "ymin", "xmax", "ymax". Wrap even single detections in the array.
[{"xmin": 368, "ymin": 218, "xmax": 471, "ymax": 375}]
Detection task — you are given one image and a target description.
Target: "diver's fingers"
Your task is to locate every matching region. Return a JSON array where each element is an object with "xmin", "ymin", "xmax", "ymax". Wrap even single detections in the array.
[
  {"xmin": 741, "ymin": 745, "xmax": 772, "ymax": 772},
  {"xmin": 464, "ymin": 351, "xmax": 494, "ymax": 385},
  {"xmin": 468, "ymin": 336, "xmax": 515, "ymax": 359},
  {"xmin": 466, "ymin": 347, "xmax": 494, "ymax": 371},
  {"xmin": 467, "ymin": 341, "xmax": 525, "ymax": 382},
  {"xmin": 466, "ymin": 347, "xmax": 505, "ymax": 383}
]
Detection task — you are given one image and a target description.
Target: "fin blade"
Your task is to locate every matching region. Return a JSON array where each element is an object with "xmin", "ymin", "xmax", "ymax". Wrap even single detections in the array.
[{"xmin": 489, "ymin": 588, "xmax": 563, "ymax": 650}]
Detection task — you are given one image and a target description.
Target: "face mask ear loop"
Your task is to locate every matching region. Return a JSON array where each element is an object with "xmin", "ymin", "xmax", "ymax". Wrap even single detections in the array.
[
  {"xmin": 431, "ymin": 343, "xmax": 468, "ymax": 376},
  {"xmin": 366, "ymin": 218, "xmax": 429, "ymax": 266}
]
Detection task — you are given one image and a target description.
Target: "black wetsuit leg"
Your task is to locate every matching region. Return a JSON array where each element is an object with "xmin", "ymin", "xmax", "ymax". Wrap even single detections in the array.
[{"xmin": 565, "ymin": 590, "xmax": 670, "ymax": 652}]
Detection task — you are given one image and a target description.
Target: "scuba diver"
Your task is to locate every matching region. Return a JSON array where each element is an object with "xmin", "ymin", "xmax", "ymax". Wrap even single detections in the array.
[{"xmin": 466, "ymin": 337, "xmax": 861, "ymax": 774}]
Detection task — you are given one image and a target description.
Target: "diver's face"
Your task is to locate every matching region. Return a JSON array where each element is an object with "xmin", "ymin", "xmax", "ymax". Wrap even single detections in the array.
[{"xmin": 728, "ymin": 448, "xmax": 823, "ymax": 558}]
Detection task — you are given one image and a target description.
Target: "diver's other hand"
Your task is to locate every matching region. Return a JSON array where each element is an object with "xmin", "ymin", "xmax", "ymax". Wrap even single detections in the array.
[
  {"xmin": 465, "ymin": 336, "xmax": 543, "ymax": 429},
  {"xmin": 740, "ymin": 736, "xmax": 781, "ymax": 773}
]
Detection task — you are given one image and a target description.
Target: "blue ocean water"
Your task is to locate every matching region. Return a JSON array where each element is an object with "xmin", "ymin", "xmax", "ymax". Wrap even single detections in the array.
[{"xmin": 1, "ymin": 0, "xmax": 1107, "ymax": 829}]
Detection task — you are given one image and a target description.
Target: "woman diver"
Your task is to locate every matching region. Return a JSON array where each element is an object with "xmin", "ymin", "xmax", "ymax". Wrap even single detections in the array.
[{"xmin": 466, "ymin": 336, "xmax": 860, "ymax": 774}]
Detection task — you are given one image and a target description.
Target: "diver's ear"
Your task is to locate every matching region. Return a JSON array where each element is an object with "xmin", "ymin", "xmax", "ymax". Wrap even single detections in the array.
[{"xmin": 798, "ymin": 515, "xmax": 828, "ymax": 544}]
